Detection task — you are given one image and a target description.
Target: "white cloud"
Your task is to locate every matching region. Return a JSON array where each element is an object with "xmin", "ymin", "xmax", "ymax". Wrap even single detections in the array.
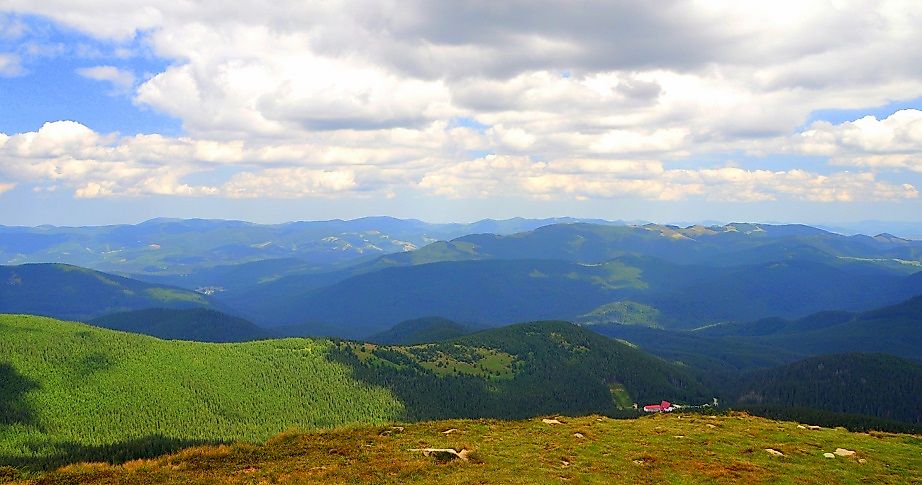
[
  {"xmin": 0, "ymin": 122, "xmax": 917, "ymax": 203},
  {"xmin": 223, "ymin": 168, "xmax": 357, "ymax": 198},
  {"xmin": 418, "ymin": 154, "xmax": 917, "ymax": 202},
  {"xmin": 76, "ymin": 65, "xmax": 135, "ymax": 93},
  {"xmin": 0, "ymin": 182, "xmax": 14, "ymax": 194},
  {"xmin": 1, "ymin": 2, "xmax": 922, "ymax": 207},
  {"xmin": 793, "ymin": 109, "xmax": 922, "ymax": 171}
]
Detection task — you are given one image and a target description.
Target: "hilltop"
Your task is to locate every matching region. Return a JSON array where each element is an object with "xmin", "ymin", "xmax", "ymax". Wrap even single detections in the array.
[
  {"xmin": 9, "ymin": 413, "xmax": 921, "ymax": 484},
  {"xmin": 368, "ymin": 317, "xmax": 479, "ymax": 345}
]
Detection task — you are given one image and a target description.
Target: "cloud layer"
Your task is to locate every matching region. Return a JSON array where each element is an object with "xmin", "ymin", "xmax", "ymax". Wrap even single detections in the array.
[{"xmin": 1, "ymin": 1, "xmax": 922, "ymax": 204}]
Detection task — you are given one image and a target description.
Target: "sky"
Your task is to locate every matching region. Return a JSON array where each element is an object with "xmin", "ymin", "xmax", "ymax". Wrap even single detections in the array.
[{"xmin": 1, "ymin": 1, "xmax": 922, "ymax": 226}]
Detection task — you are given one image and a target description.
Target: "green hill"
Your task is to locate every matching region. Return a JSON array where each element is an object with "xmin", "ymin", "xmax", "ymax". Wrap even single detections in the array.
[
  {"xmin": 729, "ymin": 353, "xmax": 922, "ymax": 424},
  {"xmin": 0, "ymin": 316, "xmax": 709, "ymax": 473},
  {"xmin": 16, "ymin": 413, "xmax": 922, "ymax": 484},
  {"xmin": 0, "ymin": 264, "xmax": 211, "ymax": 321},
  {"xmin": 0, "ymin": 314, "xmax": 403, "ymax": 471},
  {"xmin": 88, "ymin": 308, "xmax": 271, "ymax": 342},
  {"xmin": 331, "ymin": 321, "xmax": 711, "ymax": 421},
  {"xmin": 368, "ymin": 317, "xmax": 479, "ymax": 344}
]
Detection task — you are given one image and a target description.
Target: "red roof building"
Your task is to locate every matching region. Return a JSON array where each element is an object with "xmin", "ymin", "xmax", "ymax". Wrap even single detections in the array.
[{"xmin": 642, "ymin": 400, "xmax": 673, "ymax": 412}]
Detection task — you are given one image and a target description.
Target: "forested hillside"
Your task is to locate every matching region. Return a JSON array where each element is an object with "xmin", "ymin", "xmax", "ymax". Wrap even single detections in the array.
[
  {"xmin": 698, "ymin": 296, "xmax": 922, "ymax": 361},
  {"xmin": 331, "ymin": 322, "xmax": 710, "ymax": 421},
  {"xmin": 0, "ymin": 264, "xmax": 211, "ymax": 321},
  {"xmin": 0, "ymin": 314, "xmax": 403, "ymax": 471},
  {"xmin": 0, "ymin": 316, "xmax": 707, "ymax": 472},
  {"xmin": 586, "ymin": 323, "xmax": 804, "ymax": 376},
  {"xmin": 728, "ymin": 353, "xmax": 922, "ymax": 424}
]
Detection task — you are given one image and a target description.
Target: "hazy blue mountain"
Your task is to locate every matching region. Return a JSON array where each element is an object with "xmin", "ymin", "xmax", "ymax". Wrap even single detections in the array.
[
  {"xmin": 586, "ymin": 324, "xmax": 804, "ymax": 375},
  {"xmin": 89, "ymin": 308, "xmax": 271, "ymax": 342},
  {"xmin": 0, "ymin": 264, "xmax": 211, "ymax": 321},
  {"xmin": 128, "ymin": 257, "xmax": 327, "ymax": 292},
  {"xmin": 360, "ymin": 222, "xmax": 922, "ymax": 270},
  {"xmin": 0, "ymin": 217, "xmax": 621, "ymax": 278},
  {"xmin": 817, "ymin": 220, "xmax": 922, "ymax": 240},
  {"xmin": 224, "ymin": 252, "xmax": 922, "ymax": 337},
  {"xmin": 144, "ymin": 221, "xmax": 922, "ymax": 319},
  {"xmin": 228, "ymin": 258, "xmax": 648, "ymax": 336},
  {"xmin": 698, "ymin": 295, "xmax": 922, "ymax": 361}
]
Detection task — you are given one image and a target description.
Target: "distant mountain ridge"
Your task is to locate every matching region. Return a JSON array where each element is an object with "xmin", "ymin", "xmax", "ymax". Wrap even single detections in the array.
[
  {"xmin": 223, "ymin": 253, "xmax": 922, "ymax": 336},
  {"xmin": 696, "ymin": 294, "xmax": 922, "ymax": 361},
  {"xmin": 89, "ymin": 308, "xmax": 270, "ymax": 343},
  {"xmin": 0, "ymin": 216, "xmax": 624, "ymax": 277},
  {"xmin": 0, "ymin": 263, "xmax": 211, "ymax": 321}
]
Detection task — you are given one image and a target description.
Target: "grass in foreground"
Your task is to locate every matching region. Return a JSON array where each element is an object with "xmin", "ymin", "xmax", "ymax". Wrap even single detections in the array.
[{"xmin": 10, "ymin": 413, "xmax": 921, "ymax": 484}]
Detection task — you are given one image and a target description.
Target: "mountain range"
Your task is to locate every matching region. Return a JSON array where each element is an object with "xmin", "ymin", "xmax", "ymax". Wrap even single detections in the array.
[{"xmin": 2, "ymin": 216, "xmax": 922, "ymax": 478}]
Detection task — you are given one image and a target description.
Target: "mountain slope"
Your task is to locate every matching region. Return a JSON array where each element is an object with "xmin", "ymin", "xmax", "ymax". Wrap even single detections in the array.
[
  {"xmin": 648, "ymin": 260, "xmax": 917, "ymax": 327},
  {"xmin": 697, "ymin": 295, "xmax": 922, "ymax": 361},
  {"xmin": 0, "ymin": 314, "xmax": 403, "ymax": 471},
  {"xmin": 586, "ymin": 324, "xmax": 804, "ymax": 375},
  {"xmin": 88, "ymin": 308, "xmax": 271, "ymax": 342},
  {"xmin": 0, "ymin": 264, "xmax": 211, "ymax": 320},
  {"xmin": 0, "ymin": 315, "xmax": 710, "ymax": 472},
  {"xmin": 229, "ymin": 258, "xmax": 652, "ymax": 335},
  {"xmin": 225, "ymin": 254, "xmax": 922, "ymax": 336},
  {"xmin": 729, "ymin": 353, "xmax": 922, "ymax": 424},
  {"xmin": 331, "ymin": 321, "xmax": 711, "ymax": 421}
]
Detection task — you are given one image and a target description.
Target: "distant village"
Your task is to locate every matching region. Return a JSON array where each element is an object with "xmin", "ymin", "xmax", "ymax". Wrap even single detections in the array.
[{"xmin": 640, "ymin": 398, "xmax": 719, "ymax": 413}]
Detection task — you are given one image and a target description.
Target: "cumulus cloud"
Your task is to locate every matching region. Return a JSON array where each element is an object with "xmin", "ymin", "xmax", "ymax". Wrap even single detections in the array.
[
  {"xmin": 76, "ymin": 65, "xmax": 135, "ymax": 94},
  {"xmin": 792, "ymin": 110, "xmax": 922, "ymax": 172},
  {"xmin": 0, "ymin": 122, "xmax": 213, "ymax": 198},
  {"xmin": 1, "ymin": 1, "xmax": 922, "ymax": 207},
  {"xmin": 419, "ymin": 155, "xmax": 917, "ymax": 202},
  {"xmin": 223, "ymin": 168, "xmax": 357, "ymax": 198}
]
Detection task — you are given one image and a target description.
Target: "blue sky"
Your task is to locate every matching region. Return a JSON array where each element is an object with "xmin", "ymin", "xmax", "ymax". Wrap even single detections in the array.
[{"xmin": 2, "ymin": 3, "xmax": 922, "ymax": 227}]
